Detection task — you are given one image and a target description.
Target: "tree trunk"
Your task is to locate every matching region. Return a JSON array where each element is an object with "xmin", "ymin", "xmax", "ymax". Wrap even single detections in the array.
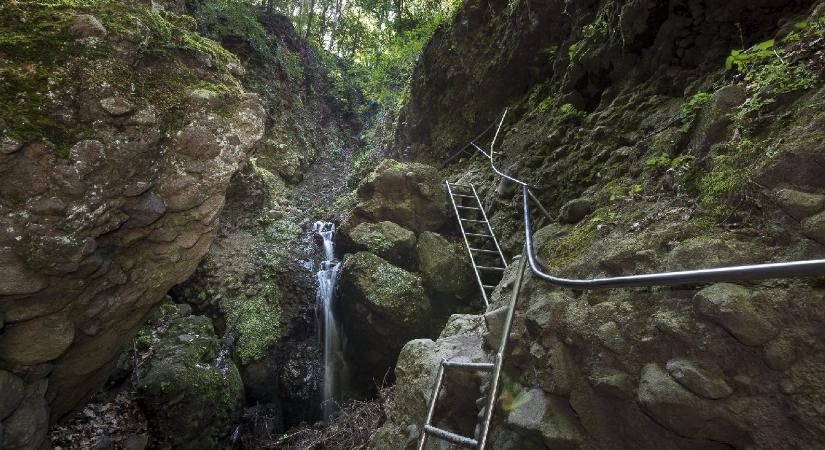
[{"xmin": 327, "ymin": 0, "xmax": 345, "ymax": 52}]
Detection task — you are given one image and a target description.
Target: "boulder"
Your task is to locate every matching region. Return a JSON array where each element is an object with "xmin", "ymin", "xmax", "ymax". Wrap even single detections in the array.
[
  {"xmin": 0, "ymin": 371, "xmax": 25, "ymax": 421},
  {"xmin": 415, "ymin": 231, "xmax": 475, "ymax": 302},
  {"xmin": 369, "ymin": 317, "xmax": 487, "ymax": 450},
  {"xmin": 349, "ymin": 221, "xmax": 417, "ymax": 268},
  {"xmin": 505, "ymin": 388, "xmax": 585, "ymax": 450},
  {"xmin": 0, "ymin": 310, "xmax": 75, "ymax": 366},
  {"xmin": 99, "ymin": 97, "xmax": 133, "ymax": 116},
  {"xmin": 694, "ymin": 283, "xmax": 777, "ymax": 346},
  {"xmin": 665, "ymin": 358, "xmax": 733, "ymax": 400},
  {"xmin": 339, "ymin": 252, "xmax": 433, "ymax": 384},
  {"xmin": 0, "ymin": 380, "xmax": 49, "ymax": 450},
  {"xmin": 773, "ymin": 188, "xmax": 825, "ymax": 220},
  {"xmin": 638, "ymin": 363, "xmax": 749, "ymax": 445},
  {"xmin": 558, "ymin": 198, "xmax": 593, "ymax": 224},
  {"xmin": 802, "ymin": 211, "xmax": 825, "ymax": 244},
  {"xmin": 340, "ymin": 160, "xmax": 449, "ymax": 236},
  {"xmin": 69, "ymin": 14, "xmax": 107, "ymax": 38},
  {"xmin": 136, "ymin": 314, "xmax": 243, "ymax": 450}
]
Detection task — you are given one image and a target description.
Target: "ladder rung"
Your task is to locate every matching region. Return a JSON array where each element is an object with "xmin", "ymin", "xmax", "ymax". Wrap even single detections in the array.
[
  {"xmin": 482, "ymin": 284, "xmax": 497, "ymax": 289},
  {"xmin": 452, "ymin": 194, "xmax": 475, "ymax": 198},
  {"xmin": 476, "ymin": 265, "xmax": 505, "ymax": 271},
  {"xmin": 423, "ymin": 425, "xmax": 479, "ymax": 448},
  {"xmin": 469, "ymin": 248, "xmax": 498, "ymax": 254},
  {"xmin": 448, "ymin": 183, "xmax": 473, "ymax": 188},
  {"xmin": 461, "ymin": 219, "xmax": 487, "ymax": 223},
  {"xmin": 456, "ymin": 205, "xmax": 480, "ymax": 210},
  {"xmin": 442, "ymin": 360, "xmax": 495, "ymax": 371},
  {"xmin": 465, "ymin": 233, "xmax": 493, "ymax": 238}
]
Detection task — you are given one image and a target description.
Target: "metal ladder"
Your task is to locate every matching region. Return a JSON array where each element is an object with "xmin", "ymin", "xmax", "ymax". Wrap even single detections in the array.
[
  {"xmin": 417, "ymin": 183, "xmax": 528, "ymax": 450},
  {"xmin": 444, "ymin": 181, "xmax": 509, "ymax": 309}
]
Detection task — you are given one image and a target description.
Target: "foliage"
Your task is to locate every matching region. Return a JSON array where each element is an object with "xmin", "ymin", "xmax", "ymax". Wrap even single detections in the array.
[
  {"xmin": 195, "ymin": 0, "xmax": 275, "ymax": 60},
  {"xmin": 725, "ymin": 39, "xmax": 775, "ymax": 71},
  {"xmin": 681, "ymin": 91, "xmax": 712, "ymax": 118}
]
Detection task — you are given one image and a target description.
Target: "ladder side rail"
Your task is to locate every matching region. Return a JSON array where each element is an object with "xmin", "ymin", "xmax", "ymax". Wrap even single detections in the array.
[
  {"xmin": 447, "ymin": 182, "xmax": 490, "ymax": 307},
  {"xmin": 417, "ymin": 361, "xmax": 448, "ymax": 450},
  {"xmin": 471, "ymin": 184, "xmax": 508, "ymax": 268},
  {"xmin": 477, "ymin": 252, "xmax": 528, "ymax": 450}
]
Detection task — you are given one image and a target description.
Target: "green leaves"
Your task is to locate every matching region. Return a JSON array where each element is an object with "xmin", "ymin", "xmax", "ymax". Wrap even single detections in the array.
[{"xmin": 725, "ymin": 39, "xmax": 774, "ymax": 71}]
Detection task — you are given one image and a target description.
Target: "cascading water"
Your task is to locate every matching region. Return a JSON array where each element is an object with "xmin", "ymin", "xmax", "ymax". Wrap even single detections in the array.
[{"xmin": 314, "ymin": 221, "xmax": 345, "ymax": 419}]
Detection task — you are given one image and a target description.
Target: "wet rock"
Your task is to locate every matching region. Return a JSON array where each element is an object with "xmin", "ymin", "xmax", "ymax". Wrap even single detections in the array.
[
  {"xmin": 415, "ymin": 231, "xmax": 475, "ymax": 301},
  {"xmin": 505, "ymin": 388, "xmax": 584, "ymax": 449},
  {"xmin": 349, "ymin": 221, "xmax": 417, "ymax": 268},
  {"xmin": 773, "ymin": 188, "xmax": 825, "ymax": 220},
  {"xmin": 665, "ymin": 358, "xmax": 732, "ymax": 399},
  {"xmin": 99, "ymin": 97, "xmax": 133, "ymax": 116},
  {"xmin": 0, "ymin": 311, "xmax": 75, "ymax": 366},
  {"xmin": 136, "ymin": 314, "xmax": 243, "ymax": 450},
  {"xmin": 558, "ymin": 198, "xmax": 593, "ymax": 224},
  {"xmin": 69, "ymin": 14, "xmax": 107, "ymax": 38},
  {"xmin": 638, "ymin": 363, "xmax": 748, "ymax": 445},
  {"xmin": 802, "ymin": 211, "xmax": 825, "ymax": 244},
  {"xmin": 694, "ymin": 283, "xmax": 777, "ymax": 346},
  {"xmin": 0, "ymin": 371, "xmax": 25, "ymax": 420}
]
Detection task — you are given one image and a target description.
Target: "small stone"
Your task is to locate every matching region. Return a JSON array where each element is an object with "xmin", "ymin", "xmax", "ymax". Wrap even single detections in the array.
[
  {"xmin": 802, "ymin": 211, "xmax": 825, "ymax": 244},
  {"xmin": 596, "ymin": 321, "xmax": 626, "ymax": 353},
  {"xmin": 227, "ymin": 60, "xmax": 246, "ymax": 76},
  {"xmin": 694, "ymin": 283, "xmax": 777, "ymax": 346},
  {"xmin": 665, "ymin": 358, "xmax": 733, "ymax": 399},
  {"xmin": 763, "ymin": 336, "xmax": 797, "ymax": 371},
  {"xmin": 123, "ymin": 433, "xmax": 149, "ymax": 450},
  {"xmin": 127, "ymin": 108, "xmax": 158, "ymax": 126},
  {"xmin": 0, "ymin": 136, "xmax": 23, "ymax": 154},
  {"xmin": 99, "ymin": 97, "xmax": 133, "ymax": 116},
  {"xmin": 774, "ymin": 188, "xmax": 825, "ymax": 220},
  {"xmin": 69, "ymin": 14, "xmax": 107, "ymax": 38},
  {"xmin": 712, "ymin": 85, "xmax": 747, "ymax": 111},
  {"xmin": 588, "ymin": 368, "xmax": 635, "ymax": 399},
  {"xmin": 558, "ymin": 198, "xmax": 593, "ymax": 224}
]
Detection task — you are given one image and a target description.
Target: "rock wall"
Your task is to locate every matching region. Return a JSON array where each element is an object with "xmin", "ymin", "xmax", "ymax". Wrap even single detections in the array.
[
  {"xmin": 0, "ymin": 2, "xmax": 264, "ymax": 448},
  {"xmin": 375, "ymin": 0, "xmax": 825, "ymax": 449}
]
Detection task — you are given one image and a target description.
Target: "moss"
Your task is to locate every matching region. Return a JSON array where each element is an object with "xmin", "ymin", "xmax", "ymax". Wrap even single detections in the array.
[
  {"xmin": 221, "ymin": 284, "xmax": 282, "ymax": 365},
  {"xmin": 258, "ymin": 219, "xmax": 301, "ymax": 267},
  {"xmin": 0, "ymin": 0, "xmax": 242, "ymax": 151}
]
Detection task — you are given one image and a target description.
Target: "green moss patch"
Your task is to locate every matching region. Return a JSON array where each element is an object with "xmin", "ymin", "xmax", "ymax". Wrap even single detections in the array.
[{"xmin": 221, "ymin": 284, "xmax": 283, "ymax": 365}]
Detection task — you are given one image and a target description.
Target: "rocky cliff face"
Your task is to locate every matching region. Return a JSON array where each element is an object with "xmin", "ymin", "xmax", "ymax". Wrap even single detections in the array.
[
  {"xmin": 375, "ymin": 0, "xmax": 825, "ymax": 449},
  {"xmin": 0, "ymin": 2, "xmax": 265, "ymax": 448}
]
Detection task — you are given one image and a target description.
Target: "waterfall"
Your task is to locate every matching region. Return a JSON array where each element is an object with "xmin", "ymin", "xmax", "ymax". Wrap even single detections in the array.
[{"xmin": 314, "ymin": 221, "xmax": 344, "ymax": 419}]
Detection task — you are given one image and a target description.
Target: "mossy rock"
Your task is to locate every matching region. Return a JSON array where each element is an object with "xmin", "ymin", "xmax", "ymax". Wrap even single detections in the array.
[
  {"xmin": 415, "ymin": 231, "xmax": 475, "ymax": 303},
  {"xmin": 136, "ymin": 314, "xmax": 243, "ymax": 450},
  {"xmin": 338, "ymin": 252, "xmax": 433, "ymax": 382},
  {"xmin": 349, "ymin": 221, "xmax": 417, "ymax": 268},
  {"xmin": 220, "ymin": 284, "xmax": 283, "ymax": 366}
]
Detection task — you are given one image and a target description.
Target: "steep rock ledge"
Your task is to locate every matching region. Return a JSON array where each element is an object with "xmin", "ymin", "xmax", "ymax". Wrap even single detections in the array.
[{"xmin": 0, "ymin": 2, "xmax": 264, "ymax": 448}]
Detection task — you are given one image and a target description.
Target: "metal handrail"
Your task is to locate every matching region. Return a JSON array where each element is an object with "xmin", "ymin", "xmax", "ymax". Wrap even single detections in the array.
[{"xmin": 522, "ymin": 184, "xmax": 825, "ymax": 287}]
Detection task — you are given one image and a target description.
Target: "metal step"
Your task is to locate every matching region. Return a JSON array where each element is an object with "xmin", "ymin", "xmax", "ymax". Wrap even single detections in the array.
[
  {"xmin": 423, "ymin": 425, "xmax": 478, "ymax": 449},
  {"xmin": 482, "ymin": 284, "xmax": 497, "ymax": 290},
  {"xmin": 461, "ymin": 218, "xmax": 487, "ymax": 223},
  {"xmin": 466, "ymin": 232, "xmax": 493, "ymax": 238},
  {"xmin": 477, "ymin": 265, "xmax": 506, "ymax": 271},
  {"xmin": 442, "ymin": 360, "xmax": 495, "ymax": 371},
  {"xmin": 452, "ymin": 194, "xmax": 476, "ymax": 198},
  {"xmin": 456, "ymin": 205, "xmax": 481, "ymax": 210},
  {"xmin": 470, "ymin": 248, "xmax": 499, "ymax": 254}
]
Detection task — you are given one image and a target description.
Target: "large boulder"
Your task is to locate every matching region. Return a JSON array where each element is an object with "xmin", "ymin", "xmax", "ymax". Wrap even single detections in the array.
[
  {"xmin": 339, "ymin": 160, "xmax": 449, "ymax": 237},
  {"xmin": 369, "ymin": 314, "xmax": 488, "ymax": 450},
  {"xmin": 348, "ymin": 221, "xmax": 417, "ymax": 268},
  {"xmin": 415, "ymin": 231, "xmax": 476, "ymax": 303},
  {"xmin": 0, "ymin": 2, "xmax": 264, "ymax": 436},
  {"xmin": 136, "ymin": 311, "xmax": 244, "ymax": 450},
  {"xmin": 338, "ymin": 252, "xmax": 433, "ymax": 384}
]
